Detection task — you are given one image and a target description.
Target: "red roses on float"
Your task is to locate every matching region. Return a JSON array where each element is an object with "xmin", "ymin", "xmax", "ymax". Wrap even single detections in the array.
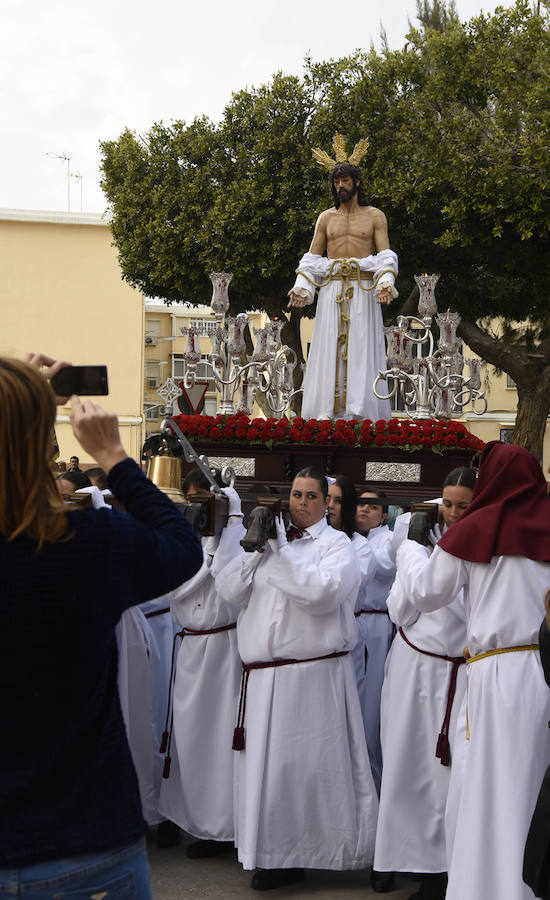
[{"xmin": 169, "ymin": 414, "xmax": 484, "ymax": 454}]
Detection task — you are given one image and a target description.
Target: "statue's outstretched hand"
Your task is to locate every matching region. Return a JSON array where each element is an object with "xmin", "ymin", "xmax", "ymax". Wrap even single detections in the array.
[
  {"xmin": 376, "ymin": 287, "xmax": 393, "ymax": 306},
  {"xmin": 287, "ymin": 291, "xmax": 308, "ymax": 308}
]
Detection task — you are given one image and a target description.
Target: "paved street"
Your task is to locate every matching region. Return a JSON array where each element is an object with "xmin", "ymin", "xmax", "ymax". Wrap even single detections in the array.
[{"xmin": 147, "ymin": 832, "xmax": 414, "ymax": 899}]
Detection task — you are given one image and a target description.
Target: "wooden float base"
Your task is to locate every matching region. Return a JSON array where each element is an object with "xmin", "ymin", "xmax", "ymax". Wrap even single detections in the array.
[{"xmin": 180, "ymin": 440, "xmax": 478, "ymax": 505}]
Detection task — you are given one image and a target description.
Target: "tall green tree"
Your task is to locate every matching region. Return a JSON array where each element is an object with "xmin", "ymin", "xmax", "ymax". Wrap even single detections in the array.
[
  {"xmin": 415, "ymin": 0, "xmax": 458, "ymax": 31},
  {"xmin": 100, "ymin": 73, "xmax": 330, "ymax": 376},
  {"xmin": 386, "ymin": 0, "xmax": 550, "ymax": 455}
]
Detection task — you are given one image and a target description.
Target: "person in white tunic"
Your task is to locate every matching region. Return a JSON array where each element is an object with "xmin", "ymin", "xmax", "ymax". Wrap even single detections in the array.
[
  {"xmin": 215, "ymin": 467, "xmax": 379, "ymax": 892},
  {"xmin": 326, "ymin": 476, "xmax": 375, "ymax": 592},
  {"xmin": 158, "ymin": 475, "xmax": 245, "ymax": 858},
  {"xmin": 354, "ymin": 489, "xmax": 396, "ymax": 798},
  {"xmin": 326, "ymin": 476, "xmax": 376, "ymax": 590},
  {"xmin": 288, "ymin": 140, "xmax": 397, "ymax": 422},
  {"xmin": 395, "ymin": 442, "xmax": 550, "ymax": 900},
  {"xmin": 111, "ymin": 469, "xmax": 180, "ymax": 836},
  {"xmin": 117, "ymin": 595, "xmax": 179, "ymax": 834},
  {"xmin": 327, "ymin": 477, "xmax": 377, "ymax": 773},
  {"xmin": 373, "ymin": 467, "xmax": 475, "ymax": 900}
]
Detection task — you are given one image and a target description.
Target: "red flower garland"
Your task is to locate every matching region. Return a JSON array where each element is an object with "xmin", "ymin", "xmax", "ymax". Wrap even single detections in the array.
[{"xmin": 169, "ymin": 414, "xmax": 484, "ymax": 455}]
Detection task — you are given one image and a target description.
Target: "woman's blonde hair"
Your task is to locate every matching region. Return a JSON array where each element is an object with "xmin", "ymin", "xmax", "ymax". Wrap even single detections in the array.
[{"xmin": 0, "ymin": 358, "xmax": 67, "ymax": 547}]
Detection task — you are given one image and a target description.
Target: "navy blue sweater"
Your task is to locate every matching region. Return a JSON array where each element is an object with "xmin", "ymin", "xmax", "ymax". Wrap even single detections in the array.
[{"xmin": 0, "ymin": 458, "xmax": 202, "ymax": 865}]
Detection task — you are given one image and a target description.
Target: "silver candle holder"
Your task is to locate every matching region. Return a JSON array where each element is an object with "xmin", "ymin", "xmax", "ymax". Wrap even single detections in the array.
[
  {"xmin": 374, "ymin": 274, "xmax": 487, "ymax": 419},
  {"xmin": 177, "ymin": 272, "xmax": 302, "ymax": 416}
]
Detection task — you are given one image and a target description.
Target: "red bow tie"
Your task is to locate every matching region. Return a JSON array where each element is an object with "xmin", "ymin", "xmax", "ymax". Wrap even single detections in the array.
[{"xmin": 286, "ymin": 525, "xmax": 305, "ymax": 542}]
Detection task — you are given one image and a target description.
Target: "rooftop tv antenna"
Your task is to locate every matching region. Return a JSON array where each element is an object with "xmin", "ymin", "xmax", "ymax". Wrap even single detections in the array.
[
  {"xmin": 46, "ymin": 152, "xmax": 71, "ymax": 210},
  {"xmin": 71, "ymin": 170, "xmax": 83, "ymax": 212}
]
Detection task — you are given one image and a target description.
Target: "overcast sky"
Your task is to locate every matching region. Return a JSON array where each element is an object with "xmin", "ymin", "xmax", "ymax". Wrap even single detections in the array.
[{"xmin": 1, "ymin": 0, "xmax": 509, "ymax": 214}]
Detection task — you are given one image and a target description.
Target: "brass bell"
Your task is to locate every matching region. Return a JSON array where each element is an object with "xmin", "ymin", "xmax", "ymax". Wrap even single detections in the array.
[{"xmin": 146, "ymin": 455, "xmax": 184, "ymax": 501}]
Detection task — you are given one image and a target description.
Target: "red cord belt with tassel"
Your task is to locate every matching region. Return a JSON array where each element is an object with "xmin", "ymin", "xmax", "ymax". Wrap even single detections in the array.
[
  {"xmin": 232, "ymin": 650, "xmax": 349, "ymax": 751},
  {"xmin": 161, "ymin": 622, "xmax": 237, "ymax": 778},
  {"xmin": 398, "ymin": 627, "xmax": 465, "ymax": 767}
]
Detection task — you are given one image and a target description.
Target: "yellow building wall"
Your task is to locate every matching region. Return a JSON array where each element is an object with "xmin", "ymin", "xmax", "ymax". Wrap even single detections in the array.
[{"xmin": 0, "ymin": 210, "xmax": 144, "ymax": 464}]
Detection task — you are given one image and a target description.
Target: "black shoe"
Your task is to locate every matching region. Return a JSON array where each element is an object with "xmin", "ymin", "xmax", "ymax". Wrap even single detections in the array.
[
  {"xmin": 186, "ymin": 839, "xmax": 234, "ymax": 859},
  {"xmin": 156, "ymin": 820, "xmax": 181, "ymax": 848},
  {"xmin": 371, "ymin": 869, "xmax": 396, "ymax": 893},
  {"xmin": 251, "ymin": 868, "xmax": 305, "ymax": 891},
  {"xmin": 407, "ymin": 873, "xmax": 448, "ymax": 900}
]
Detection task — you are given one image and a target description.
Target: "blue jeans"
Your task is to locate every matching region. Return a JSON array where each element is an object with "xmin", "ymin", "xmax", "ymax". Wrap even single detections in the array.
[{"xmin": 0, "ymin": 838, "xmax": 152, "ymax": 899}]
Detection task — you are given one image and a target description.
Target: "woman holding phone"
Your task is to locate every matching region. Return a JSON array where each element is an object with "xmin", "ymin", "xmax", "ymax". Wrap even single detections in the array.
[{"xmin": 0, "ymin": 353, "xmax": 202, "ymax": 899}]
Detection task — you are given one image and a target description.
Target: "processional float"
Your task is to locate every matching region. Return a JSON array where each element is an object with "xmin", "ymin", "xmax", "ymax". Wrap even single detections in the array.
[{"xmin": 145, "ymin": 270, "xmax": 486, "ymax": 510}]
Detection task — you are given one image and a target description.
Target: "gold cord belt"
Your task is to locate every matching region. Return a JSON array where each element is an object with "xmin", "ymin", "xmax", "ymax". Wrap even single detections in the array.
[
  {"xmin": 295, "ymin": 258, "xmax": 395, "ymax": 292},
  {"xmin": 466, "ymin": 644, "xmax": 539, "ymax": 665},
  {"xmin": 465, "ymin": 643, "xmax": 539, "ymax": 740},
  {"xmin": 331, "ymin": 269, "xmax": 362, "ymax": 282},
  {"xmin": 296, "ymin": 259, "xmax": 395, "ymax": 414}
]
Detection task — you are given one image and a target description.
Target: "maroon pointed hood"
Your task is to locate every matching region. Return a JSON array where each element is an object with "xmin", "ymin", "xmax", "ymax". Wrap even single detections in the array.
[{"xmin": 438, "ymin": 441, "xmax": 550, "ymax": 563}]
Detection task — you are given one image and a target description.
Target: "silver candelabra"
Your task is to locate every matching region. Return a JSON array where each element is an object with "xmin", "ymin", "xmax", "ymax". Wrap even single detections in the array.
[
  {"xmin": 178, "ymin": 272, "xmax": 302, "ymax": 416},
  {"xmin": 374, "ymin": 273, "xmax": 487, "ymax": 419}
]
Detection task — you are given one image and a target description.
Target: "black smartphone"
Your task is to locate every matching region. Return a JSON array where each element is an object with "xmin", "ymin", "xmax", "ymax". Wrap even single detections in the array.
[{"xmin": 51, "ymin": 365, "xmax": 109, "ymax": 396}]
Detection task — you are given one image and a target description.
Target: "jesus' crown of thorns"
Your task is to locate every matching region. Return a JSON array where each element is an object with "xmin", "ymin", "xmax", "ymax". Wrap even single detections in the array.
[{"xmin": 311, "ymin": 133, "xmax": 370, "ymax": 171}]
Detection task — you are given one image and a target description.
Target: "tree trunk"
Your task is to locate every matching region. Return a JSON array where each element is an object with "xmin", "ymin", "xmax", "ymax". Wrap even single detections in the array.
[
  {"xmin": 514, "ymin": 375, "xmax": 550, "ymax": 459},
  {"xmin": 393, "ymin": 293, "xmax": 550, "ymax": 458},
  {"xmin": 456, "ymin": 320, "xmax": 550, "ymax": 459}
]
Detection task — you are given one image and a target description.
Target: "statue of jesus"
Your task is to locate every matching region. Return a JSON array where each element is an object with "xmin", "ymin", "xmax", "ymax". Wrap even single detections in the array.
[{"xmin": 288, "ymin": 135, "xmax": 398, "ymax": 421}]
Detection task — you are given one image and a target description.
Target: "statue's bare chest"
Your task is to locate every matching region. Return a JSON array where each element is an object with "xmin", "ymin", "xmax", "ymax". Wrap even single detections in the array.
[{"xmin": 326, "ymin": 209, "xmax": 375, "ymax": 255}]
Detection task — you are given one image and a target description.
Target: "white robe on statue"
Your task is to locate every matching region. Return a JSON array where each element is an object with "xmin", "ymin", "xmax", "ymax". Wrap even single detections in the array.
[
  {"xmin": 373, "ymin": 540, "xmax": 466, "ymax": 874},
  {"xmin": 215, "ymin": 517, "xmax": 379, "ymax": 871},
  {"xmin": 116, "ymin": 595, "xmax": 178, "ymax": 825},
  {"xmin": 291, "ymin": 252, "xmax": 396, "ymax": 421},
  {"xmin": 158, "ymin": 521, "xmax": 245, "ymax": 841},
  {"xmin": 352, "ymin": 524, "xmax": 395, "ymax": 794},
  {"xmin": 396, "ymin": 541, "xmax": 550, "ymax": 900}
]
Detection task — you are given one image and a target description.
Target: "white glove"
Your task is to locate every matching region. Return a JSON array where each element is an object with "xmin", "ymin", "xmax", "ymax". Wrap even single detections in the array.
[
  {"xmin": 428, "ymin": 522, "xmax": 443, "ymax": 547},
  {"xmin": 221, "ymin": 486, "xmax": 242, "ymax": 517},
  {"xmin": 203, "ymin": 535, "xmax": 219, "ymax": 558},
  {"xmin": 274, "ymin": 513, "xmax": 288, "ymax": 551},
  {"xmin": 76, "ymin": 486, "xmax": 110, "ymax": 509}
]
